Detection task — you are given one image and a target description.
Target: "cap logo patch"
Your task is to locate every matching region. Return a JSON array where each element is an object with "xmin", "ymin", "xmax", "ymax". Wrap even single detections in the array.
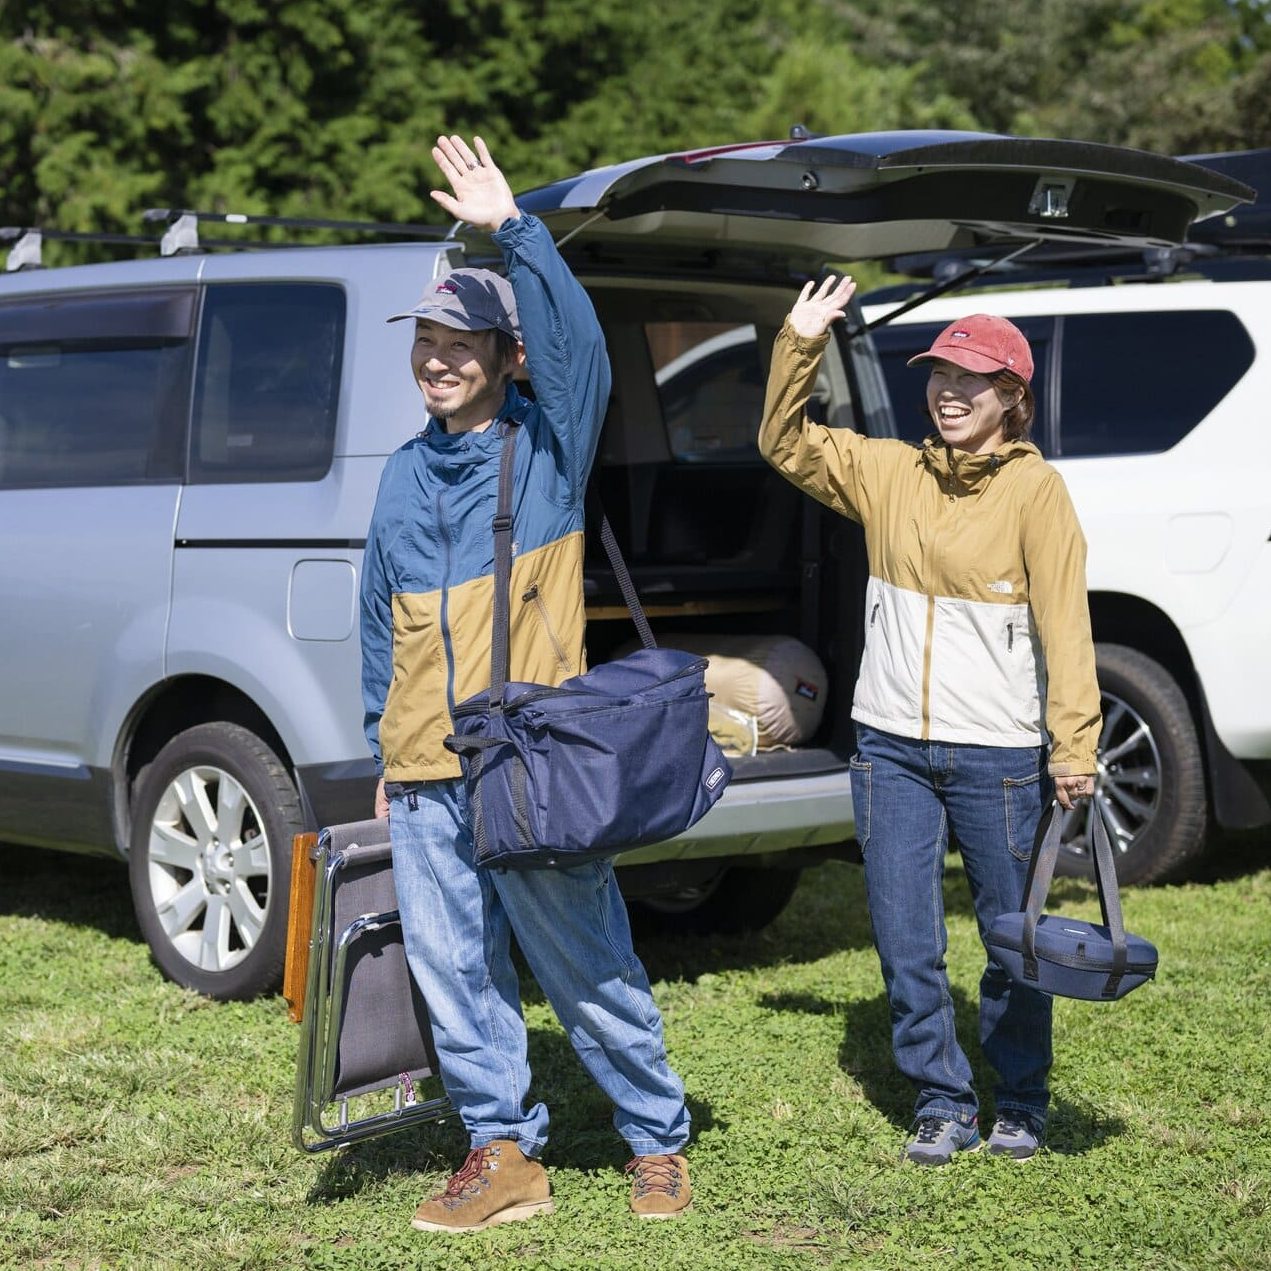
[
  {"xmin": 436, "ymin": 282, "xmax": 458, "ymax": 294},
  {"xmin": 950, "ymin": 329, "xmax": 971, "ymax": 339}
]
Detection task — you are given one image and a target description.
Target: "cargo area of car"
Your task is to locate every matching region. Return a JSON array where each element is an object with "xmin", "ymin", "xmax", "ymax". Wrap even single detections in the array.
[{"xmin": 578, "ymin": 277, "xmax": 865, "ymax": 780}]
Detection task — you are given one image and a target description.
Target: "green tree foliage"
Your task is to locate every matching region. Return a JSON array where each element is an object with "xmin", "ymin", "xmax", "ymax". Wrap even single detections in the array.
[{"xmin": 1, "ymin": 0, "xmax": 1268, "ymax": 242}]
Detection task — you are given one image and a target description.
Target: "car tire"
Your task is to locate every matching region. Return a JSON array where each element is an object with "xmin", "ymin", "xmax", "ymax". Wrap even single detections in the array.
[
  {"xmin": 629, "ymin": 865, "xmax": 803, "ymax": 936},
  {"xmin": 1056, "ymin": 643, "xmax": 1207, "ymax": 885},
  {"xmin": 128, "ymin": 722, "xmax": 301, "ymax": 999}
]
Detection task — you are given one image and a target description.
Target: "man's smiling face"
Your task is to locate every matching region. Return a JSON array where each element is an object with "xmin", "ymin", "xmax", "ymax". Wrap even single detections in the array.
[{"xmin": 410, "ymin": 319, "xmax": 519, "ymax": 432}]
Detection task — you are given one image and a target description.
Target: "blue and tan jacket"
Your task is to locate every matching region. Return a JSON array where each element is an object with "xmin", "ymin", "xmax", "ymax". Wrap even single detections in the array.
[
  {"xmin": 760, "ymin": 321, "xmax": 1101, "ymax": 776},
  {"xmin": 360, "ymin": 214, "xmax": 610, "ymax": 783}
]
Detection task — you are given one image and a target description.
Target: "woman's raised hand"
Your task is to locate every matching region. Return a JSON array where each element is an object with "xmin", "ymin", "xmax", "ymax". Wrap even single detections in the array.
[{"xmin": 788, "ymin": 274, "xmax": 857, "ymax": 339}]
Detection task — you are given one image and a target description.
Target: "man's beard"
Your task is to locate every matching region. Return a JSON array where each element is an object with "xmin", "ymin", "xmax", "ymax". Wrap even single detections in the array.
[{"xmin": 423, "ymin": 388, "xmax": 459, "ymax": 422}]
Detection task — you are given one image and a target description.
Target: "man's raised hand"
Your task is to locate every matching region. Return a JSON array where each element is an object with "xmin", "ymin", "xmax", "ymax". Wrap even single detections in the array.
[{"xmin": 430, "ymin": 135, "xmax": 520, "ymax": 232}]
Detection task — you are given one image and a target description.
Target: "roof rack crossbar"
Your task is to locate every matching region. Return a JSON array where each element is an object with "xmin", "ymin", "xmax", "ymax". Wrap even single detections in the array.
[
  {"xmin": 3, "ymin": 225, "xmax": 168, "ymax": 270},
  {"xmin": 142, "ymin": 208, "xmax": 448, "ymax": 239}
]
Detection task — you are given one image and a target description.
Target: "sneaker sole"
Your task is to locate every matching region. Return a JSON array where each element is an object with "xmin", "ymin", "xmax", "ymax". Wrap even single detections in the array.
[
  {"xmin": 904, "ymin": 1139, "xmax": 983, "ymax": 1166},
  {"xmin": 986, "ymin": 1145, "xmax": 1039, "ymax": 1161},
  {"xmin": 411, "ymin": 1198, "xmax": 555, "ymax": 1233}
]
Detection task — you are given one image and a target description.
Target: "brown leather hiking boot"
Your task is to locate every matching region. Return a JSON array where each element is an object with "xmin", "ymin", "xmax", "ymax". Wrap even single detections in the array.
[
  {"xmin": 626, "ymin": 1153, "xmax": 692, "ymax": 1219},
  {"xmin": 411, "ymin": 1140, "xmax": 554, "ymax": 1233}
]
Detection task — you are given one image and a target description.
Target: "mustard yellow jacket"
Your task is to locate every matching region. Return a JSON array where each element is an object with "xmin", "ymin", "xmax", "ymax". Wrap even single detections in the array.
[{"xmin": 759, "ymin": 322, "xmax": 1100, "ymax": 776}]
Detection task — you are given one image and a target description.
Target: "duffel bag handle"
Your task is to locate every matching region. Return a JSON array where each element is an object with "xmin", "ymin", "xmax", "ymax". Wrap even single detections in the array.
[
  {"xmin": 1019, "ymin": 800, "xmax": 1129, "ymax": 999},
  {"xmin": 488, "ymin": 424, "xmax": 656, "ymax": 710}
]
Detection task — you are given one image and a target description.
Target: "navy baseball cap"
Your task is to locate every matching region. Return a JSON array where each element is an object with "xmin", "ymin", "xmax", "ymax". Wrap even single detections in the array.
[{"xmin": 386, "ymin": 267, "xmax": 520, "ymax": 339}]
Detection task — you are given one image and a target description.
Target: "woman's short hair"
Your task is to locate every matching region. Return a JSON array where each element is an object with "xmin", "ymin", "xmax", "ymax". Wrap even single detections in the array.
[{"xmin": 991, "ymin": 369, "xmax": 1035, "ymax": 441}]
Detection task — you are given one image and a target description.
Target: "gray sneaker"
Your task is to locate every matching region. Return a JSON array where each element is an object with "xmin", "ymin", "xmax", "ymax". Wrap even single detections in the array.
[
  {"xmin": 986, "ymin": 1114, "xmax": 1042, "ymax": 1160},
  {"xmin": 903, "ymin": 1116, "xmax": 982, "ymax": 1165}
]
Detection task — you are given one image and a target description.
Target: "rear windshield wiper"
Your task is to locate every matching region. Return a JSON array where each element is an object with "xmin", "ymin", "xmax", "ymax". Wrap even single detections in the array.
[{"xmin": 848, "ymin": 240, "xmax": 1042, "ymax": 337}]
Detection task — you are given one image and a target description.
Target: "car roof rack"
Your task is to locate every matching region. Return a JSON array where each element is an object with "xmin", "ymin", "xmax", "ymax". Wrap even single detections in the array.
[
  {"xmin": 2, "ymin": 208, "xmax": 452, "ymax": 270},
  {"xmin": 3, "ymin": 226, "xmax": 163, "ymax": 272},
  {"xmin": 142, "ymin": 208, "xmax": 450, "ymax": 257}
]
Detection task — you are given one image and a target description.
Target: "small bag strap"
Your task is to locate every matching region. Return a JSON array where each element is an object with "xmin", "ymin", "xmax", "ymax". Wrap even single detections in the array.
[
  {"xmin": 1019, "ymin": 800, "xmax": 1129, "ymax": 997},
  {"xmin": 1088, "ymin": 804, "xmax": 1130, "ymax": 996},
  {"xmin": 488, "ymin": 424, "xmax": 656, "ymax": 709}
]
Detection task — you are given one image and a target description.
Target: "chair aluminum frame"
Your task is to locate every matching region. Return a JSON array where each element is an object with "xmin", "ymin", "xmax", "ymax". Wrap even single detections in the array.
[{"xmin": 292, "ymin": 818, "xmax": 452, "ymax": 1153}]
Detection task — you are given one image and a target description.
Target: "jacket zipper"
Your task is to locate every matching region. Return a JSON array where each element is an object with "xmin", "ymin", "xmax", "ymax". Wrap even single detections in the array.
[
  {"xmin": 870, "ymin": 601, "xmax": 880, "ymax": 627},
  {"xmin": 522, "ymin": 582, "xmax": 571, "ymax": 673},
  {"xmin": 1007, "ymin": 621, "xmax": 1014, "ymax": 652}
]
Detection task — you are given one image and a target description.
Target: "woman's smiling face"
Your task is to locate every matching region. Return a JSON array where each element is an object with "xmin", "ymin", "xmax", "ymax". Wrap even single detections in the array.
[{"xmin": 925, "ymin": 359, "xmax": 1013, "ymax": 455}]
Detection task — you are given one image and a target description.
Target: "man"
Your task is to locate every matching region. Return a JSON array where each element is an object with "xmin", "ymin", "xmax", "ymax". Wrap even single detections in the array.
[{"xmin": 360, "ymin": 134, "xmax": 692, "ymax": 1233}]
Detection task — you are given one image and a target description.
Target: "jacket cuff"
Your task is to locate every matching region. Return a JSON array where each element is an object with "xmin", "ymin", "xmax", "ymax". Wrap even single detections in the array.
[
  {"xmin": 493, "ymin": 210, "xmax": 536, "ymax": 248},
  {"xmin": 1048, "ymin": 757, "xmax": 1096, "ymax": 778},
  {"xmin": 780, "ymin": 318, "xmax": 832, "ymax": 356}
]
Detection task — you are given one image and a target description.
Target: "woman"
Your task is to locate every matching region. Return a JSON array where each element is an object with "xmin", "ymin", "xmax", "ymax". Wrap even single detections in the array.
[{"xmin": 759, "ymin": 276, "xmax": 1100, "ymax": 1164}]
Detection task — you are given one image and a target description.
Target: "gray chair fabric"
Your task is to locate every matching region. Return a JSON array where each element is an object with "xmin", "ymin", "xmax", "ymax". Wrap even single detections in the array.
[{"xmin": 293, "ymin": 818, "xmax": 452, "ymax": 1152}]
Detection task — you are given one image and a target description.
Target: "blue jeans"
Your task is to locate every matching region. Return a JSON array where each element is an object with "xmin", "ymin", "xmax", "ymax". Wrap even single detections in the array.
[
  {"xmin": 850, "ymin": 725, "xmax": 1053, "ymax": 1132},
  {"xmin": 387, "ymin": 778, "xmax": 690, "ymax": 1159}
]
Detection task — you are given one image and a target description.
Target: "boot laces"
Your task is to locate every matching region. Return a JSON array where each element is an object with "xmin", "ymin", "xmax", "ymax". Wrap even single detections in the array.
[
  {"xmin": 625, "ymin": 1154, "xmax": 683, "ymax": 1199},
  {"xmin": 440, "ymin": 1145, "xmax": 498, "ymax": 1207}
]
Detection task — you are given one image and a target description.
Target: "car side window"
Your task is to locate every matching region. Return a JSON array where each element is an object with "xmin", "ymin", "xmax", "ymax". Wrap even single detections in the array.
[
  {"xmin": 648, "ymin": 322, "xmax": 763, "ymax": 463},
  {"xmin": 189, "ymin": 283, "xmax": 345, "ymax": 483},
  {"xmin": 1057, "ymin": 310, "xmax": 1254, "ymax": 457},
  {"xmin": 0, "ymin": 290, "xmax": 194, "ymax": 489}
]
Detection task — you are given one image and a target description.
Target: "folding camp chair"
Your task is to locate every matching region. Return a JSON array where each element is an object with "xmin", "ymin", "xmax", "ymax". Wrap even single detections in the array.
[{"xmin": 290, "ymin": 817, "xmax": 453, "ymax": 1153}]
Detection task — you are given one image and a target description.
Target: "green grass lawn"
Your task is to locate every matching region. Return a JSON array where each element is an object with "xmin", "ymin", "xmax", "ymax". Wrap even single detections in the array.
[{"xmin": 2, "ymin": 838, "xmax": 1269, "ymax": 1270}]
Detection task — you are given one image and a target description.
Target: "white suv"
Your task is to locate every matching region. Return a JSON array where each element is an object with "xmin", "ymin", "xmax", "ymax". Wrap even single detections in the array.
[{"xmin": 861, "ymin": 150, "xmax": 1271, "ymax": 882}]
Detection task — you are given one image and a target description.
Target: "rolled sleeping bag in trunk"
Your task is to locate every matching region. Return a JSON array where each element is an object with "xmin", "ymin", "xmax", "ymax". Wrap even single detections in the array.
[{"xmin": 618, "ymin": 633, "xmax": 828, "ymax": 751}]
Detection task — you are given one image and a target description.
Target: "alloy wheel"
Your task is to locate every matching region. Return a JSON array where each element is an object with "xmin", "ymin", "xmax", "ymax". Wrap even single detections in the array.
[
  {"xmin": 142, "ymin": 764, "xmax": 272, "ymax": 973},
  {"xmin": 1061, "ymin": 690, "xmax": 1163, "ymax": 862}
]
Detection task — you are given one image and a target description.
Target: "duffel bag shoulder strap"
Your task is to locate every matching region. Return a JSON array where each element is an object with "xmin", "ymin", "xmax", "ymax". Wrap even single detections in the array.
[
  {"xmin": 487, "ymin": 426, "xmax": 657, "ymax": 710},
  {"xmin": 1019, "ymin": 801, "xmax": 1129, "ymax": 998},
  {"xmin": 585, "ymin": 485, "xmax": 656, "ymax": 653}
]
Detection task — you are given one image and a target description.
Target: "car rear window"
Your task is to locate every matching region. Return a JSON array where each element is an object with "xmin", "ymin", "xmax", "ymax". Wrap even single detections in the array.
[
  {"xmin": 0, "ymin": 289, "xmax": 194, "ymax": 489},
  {"xmin": 188, "ymin": 282, "xmax": 345, "ymax": 483}
]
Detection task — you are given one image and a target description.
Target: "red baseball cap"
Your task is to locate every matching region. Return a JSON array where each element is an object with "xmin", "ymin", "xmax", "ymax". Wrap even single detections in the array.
[{"xmin": 907, "ymin": 313, "xmax": 1034, "ymax": 383}]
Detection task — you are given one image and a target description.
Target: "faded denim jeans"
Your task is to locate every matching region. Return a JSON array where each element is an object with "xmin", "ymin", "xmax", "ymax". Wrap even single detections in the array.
[
  {"xmin": 388, "ymin": 777, "xmax": 690, "ymax": 1158},
  {"xmin": 850, "ymin": 724, "xmax": 1053, "ymax": 1132}
]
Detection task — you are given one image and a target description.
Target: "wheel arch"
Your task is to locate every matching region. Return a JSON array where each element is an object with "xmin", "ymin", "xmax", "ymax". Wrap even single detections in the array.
[
  {"xmin": 1087, "ymin": 591, "xmax": 1269, "ymax": 828},
  {"xmin": 111, "ymin": 675, "xmax": 301, "ymax": 852}
]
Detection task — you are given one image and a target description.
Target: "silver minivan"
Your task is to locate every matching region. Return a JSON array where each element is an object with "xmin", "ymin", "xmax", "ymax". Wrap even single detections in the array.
[{"xmin": 0, "ymin": 130, "xmax": 1248, "ymax": 997}]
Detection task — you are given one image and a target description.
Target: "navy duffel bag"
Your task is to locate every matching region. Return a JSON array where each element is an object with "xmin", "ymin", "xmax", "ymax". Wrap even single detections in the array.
[
  {"xmin": 448, "ymin": 648, "xmax": 732, "ymax": 869},
  {"xmin": 444, "ymin": 426, "xmax": 731, "ymax": 870},
  {"xmin": 986, "ymin": 802, "xmax": 1158, "ymax": 1001}
]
